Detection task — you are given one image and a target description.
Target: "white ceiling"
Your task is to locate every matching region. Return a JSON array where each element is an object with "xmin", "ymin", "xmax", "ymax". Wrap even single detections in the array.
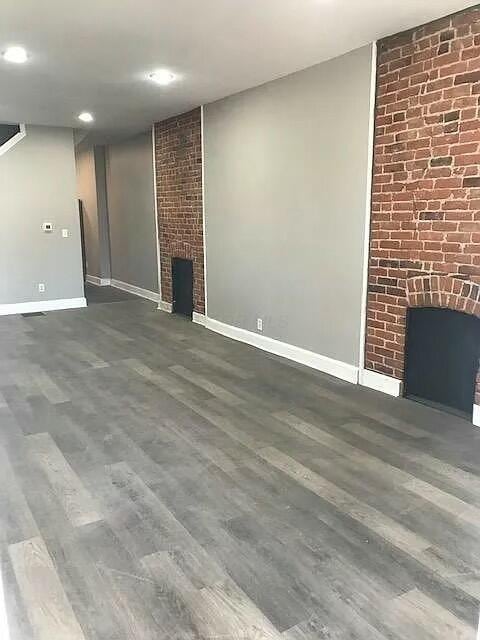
[{"xmin": 0, "ymin": 0, "xmax": 478, "ymax": 142}]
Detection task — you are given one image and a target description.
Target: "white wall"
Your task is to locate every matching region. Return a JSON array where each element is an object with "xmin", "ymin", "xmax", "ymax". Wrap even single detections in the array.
[{"xmin": 0, "ymin": 125, "xmax": 85, "ymax": 311}]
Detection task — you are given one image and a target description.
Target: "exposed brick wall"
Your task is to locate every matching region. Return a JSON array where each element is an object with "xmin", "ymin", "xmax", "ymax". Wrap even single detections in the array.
[
  {"xmin": 366, "ymin": 7, "xmax": 480, "ymax": 404},
  {"xmin": 154, "ymin": 108, "xmax": 205, "ymax": 314}
]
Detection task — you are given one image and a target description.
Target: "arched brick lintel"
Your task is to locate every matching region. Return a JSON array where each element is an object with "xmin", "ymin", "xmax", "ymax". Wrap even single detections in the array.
[
  {"xmin": 406, "ymin": 276, "xmax": 480, "ymax": 319},
  {"xmin": 169, "ymin": 241, "xmax": 194, "ymax": 261}
]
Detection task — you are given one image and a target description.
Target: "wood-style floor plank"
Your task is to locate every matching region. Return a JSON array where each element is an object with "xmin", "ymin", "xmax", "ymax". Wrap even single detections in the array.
[
  {"xmin": 8, "ymin": 536, "xmax": 87, "ymax": 640},
  {"xmin": 386, "ymin": 588, "xmax": 476, "ymax": 640},
  {"xmin": 0, "ymin": 290, "xmax": 479, "ymax": 639},
  {"xmin": 26, "ymin": 432, "xmax": 101, "ymax": 528}
]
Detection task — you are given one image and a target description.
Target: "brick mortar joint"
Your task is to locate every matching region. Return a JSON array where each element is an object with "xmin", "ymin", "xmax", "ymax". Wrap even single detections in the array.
[{"xmin": 366, "ymin": 10, "xmax": 480, "ymax": 391}]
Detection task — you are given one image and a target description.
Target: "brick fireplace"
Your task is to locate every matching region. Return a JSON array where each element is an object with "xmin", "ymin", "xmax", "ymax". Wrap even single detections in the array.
[
  {"xmin": 153, "ymin": 108, "xmax": 205, "ymax": 316},
  {"xmin": 365, "ymin": 7, "xmax": 480, "ymax": 418}
]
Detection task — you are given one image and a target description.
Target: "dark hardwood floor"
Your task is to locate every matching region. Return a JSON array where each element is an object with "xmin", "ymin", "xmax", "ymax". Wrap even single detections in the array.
[{"xmin": 1, "ymin": 294, "xmax": 479, "ymax": 639}]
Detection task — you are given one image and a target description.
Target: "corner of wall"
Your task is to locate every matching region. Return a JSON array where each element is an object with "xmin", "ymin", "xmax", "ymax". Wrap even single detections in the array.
[
  {"xmin": 358, "ymin": 40, "xmax": 378, "ymax": 376},
  {"xmin": 151, "ymin": 125, "xmax": 163, "ymax": 303},
  {"xmin": 93, "ymin": 145, "xmax": 112, "ymax": 280}
]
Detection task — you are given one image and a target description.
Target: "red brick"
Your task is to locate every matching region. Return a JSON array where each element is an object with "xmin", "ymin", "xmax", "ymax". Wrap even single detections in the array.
[
  {"xmin": 455, "ymin": 153, "xmax": 480, "ymax": 165},
  {"xmin": 440, "ymin": 62, "xmax": 469, "ymax": 77},
  {"xmin": 455, "ymin": 71, "xmax": 480, "ymax": 84},
  {"xmin": 154, "ymin": 109, "xmax": 205, "ymax": 314},
  {"xmin": 367, "ymin": 7, "xmax": 480, "ymax": 402},
  {"xmin": 461, "ymin": 46, "xmax": 480, "ymax": 60}
]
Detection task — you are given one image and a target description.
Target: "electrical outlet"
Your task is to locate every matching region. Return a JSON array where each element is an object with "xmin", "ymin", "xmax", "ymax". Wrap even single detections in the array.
[
  {"xmin": 38, "ymin": 283, "xmax": 45, "ymax": 293},
  {"xmin": 62, "ymin": 228, "xmax": 69, "ymax": 238},
  {"xmin": 257, "ymin": 318, "xmax": 263, "ymax": 332}
]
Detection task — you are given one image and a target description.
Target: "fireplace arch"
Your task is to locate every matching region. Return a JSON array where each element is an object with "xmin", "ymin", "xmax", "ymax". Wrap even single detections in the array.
[{"xmin": 406, "ymin": 275, "xmax": 480, "ymax": 320}]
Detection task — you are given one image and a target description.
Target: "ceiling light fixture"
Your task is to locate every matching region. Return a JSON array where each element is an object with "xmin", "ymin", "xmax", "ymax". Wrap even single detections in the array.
[
  {"xmin": 2, "ymin": 46, "xmax": 28, "ymax": 64},
  {"xmin": 78, "ymin": 112, "xmax": 94, "ymax": 123},
  {"xmin": 149, "ymin": 69, "xmax": 176, "ymax": 86}
]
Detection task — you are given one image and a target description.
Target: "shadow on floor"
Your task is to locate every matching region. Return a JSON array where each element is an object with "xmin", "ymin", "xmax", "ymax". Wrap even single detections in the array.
[{"xmin": 85, "ymin": 283, "xmax": 140, "ymax": 305}]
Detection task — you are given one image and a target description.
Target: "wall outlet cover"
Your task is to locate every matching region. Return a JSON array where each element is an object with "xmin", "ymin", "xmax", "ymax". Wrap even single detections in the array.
[
  {"xmin": 62, "ymin": 228, "xmax": 69, "ymax": 238},
  {"xmin": 257, "ymin": 318, "xmax": 263, "ymax": 332},
  {"xmin": 38, "ymin": 283, "xmax": 45, "ymax": 293}
]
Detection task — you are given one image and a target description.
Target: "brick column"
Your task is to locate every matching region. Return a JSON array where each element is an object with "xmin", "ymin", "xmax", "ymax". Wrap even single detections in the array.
[
  {"xmin": 154, "ymin": 108, "xmax": 205, "ymax": 315},
  {"xmin": 365, "ymin": 7, "xmax": 480, "ymax": 403}
]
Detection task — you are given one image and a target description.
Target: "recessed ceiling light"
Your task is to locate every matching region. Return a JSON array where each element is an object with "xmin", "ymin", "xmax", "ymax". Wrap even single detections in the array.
[
  {"xmin": 149, "ymin": 69, "xmax": 176, "ymax": 86},
  {"xmin": 3, "ymin": 46, "xmax": 28, "ymax": 64},
  {"xmin": 78, "ymin": 112, "xmax": 94, "ymax": 123}
]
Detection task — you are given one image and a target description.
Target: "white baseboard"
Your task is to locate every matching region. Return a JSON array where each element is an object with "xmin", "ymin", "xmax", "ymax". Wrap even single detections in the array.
[
  {"xmin": 473, "ymin": 404, "xmax": 480, "ymax": 428},
  {"xmin": 110, "ymin": 279, "xmax": 160, "ymax": 303},
  {"xmin": 359, "ymin": 369, "xmax": 402, "ymax": 397},
  {"xmin": 204, "ymin": 317, "xmax": 358, "ymax": 384},
  {"xmin": 158, "ymin": 301, "xmax": 172, "ymax": 313},
  {"xmin": 0, "ymin": 297, "xmax": 87, "ymax": 316},
  {"xmin": 192, "ymin": 312, "xmax": 207, "ymax": 326},
  {"xmin": 86, "ymin": 275, "xmax": 111, "ymax": 286}
]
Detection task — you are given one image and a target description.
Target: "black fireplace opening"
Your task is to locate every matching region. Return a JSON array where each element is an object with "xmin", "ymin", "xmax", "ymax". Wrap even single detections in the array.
[
  {"xmin": 172, "ymin": 257, "xmax": 193, "ymax": 319},
  {"xmin": 405, "ymin": 307, "xmax": 480, "ymax": 417}
]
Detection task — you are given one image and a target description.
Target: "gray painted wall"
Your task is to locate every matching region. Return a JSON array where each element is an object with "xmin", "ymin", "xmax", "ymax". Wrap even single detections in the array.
[
  {"xmin": 105, "ymin": 132, "xmax": 158, "ymax": 293},
  {"xmin": 76, "ymin": 147, "xmax": 100, "ymax": 277},
  {"xmin": 75, "ymin": 144, "xmax": 111, "ymax": 279},
  {"xmin": 203, "ymin": 45, "xmax": 374, "ymax": 367},
  {"xmin": 76, "ymin": 146, "xmax": 112, "ymax": 280},
  {"xmin": 0, "ymin": 125, "xmax": 85, "ymax": 304},
  {"xmin": 94, "ymin": 146, "xmax": 112, "ymax": 280}
]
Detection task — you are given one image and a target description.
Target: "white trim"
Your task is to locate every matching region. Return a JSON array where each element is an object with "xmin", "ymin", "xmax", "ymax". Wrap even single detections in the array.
[
  {"xmin": 0, "ymin": 123, "xmax": 26, "ymax": 157},
  {"xmin": 358, "ymin": 41, "xmax": 378, "ymax": 373},
  {"xmin": 192, "ymin": 312, "xmax": 206, "ymax": 326},
  {"xmin": 86, "ymin": 274, "xmax": 111, "ymax": 286},
  {"xmin": 204, "ymin": 317, "xmax": 358, "ymax": 384},
  {"xmin": 359, "ymin": 369, "xmax": 402, "ymax": 397},
  {"xmin": 0, "ymin": 559, "xmax": 11, "ymax": 640},
  {"xmin": 0, "ymin": 297, "xmax": 86, "ymax": 316},
  {"xmin": 110, "ymin": 279, "xmax": 160, "ymax": 303},
  {"xmin": 158, "ymin": 301, "xmax": 172, "ymax": 313},
  {"xmin": 151, "ymin": 124, "xmax": 163, "ymax": 303},
  {"xmin": 200, "ymin": 104, "xmax": 208, "ymax": 317},
  {"xmin": 473, "ymin": 404, "xmax": 480, "ymax": 428}
]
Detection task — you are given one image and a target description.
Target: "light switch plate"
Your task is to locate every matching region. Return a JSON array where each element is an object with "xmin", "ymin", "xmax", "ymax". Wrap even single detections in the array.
[{"xmin": 62, "ymin": 229, "xmax": 69, "ymax": 238}]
